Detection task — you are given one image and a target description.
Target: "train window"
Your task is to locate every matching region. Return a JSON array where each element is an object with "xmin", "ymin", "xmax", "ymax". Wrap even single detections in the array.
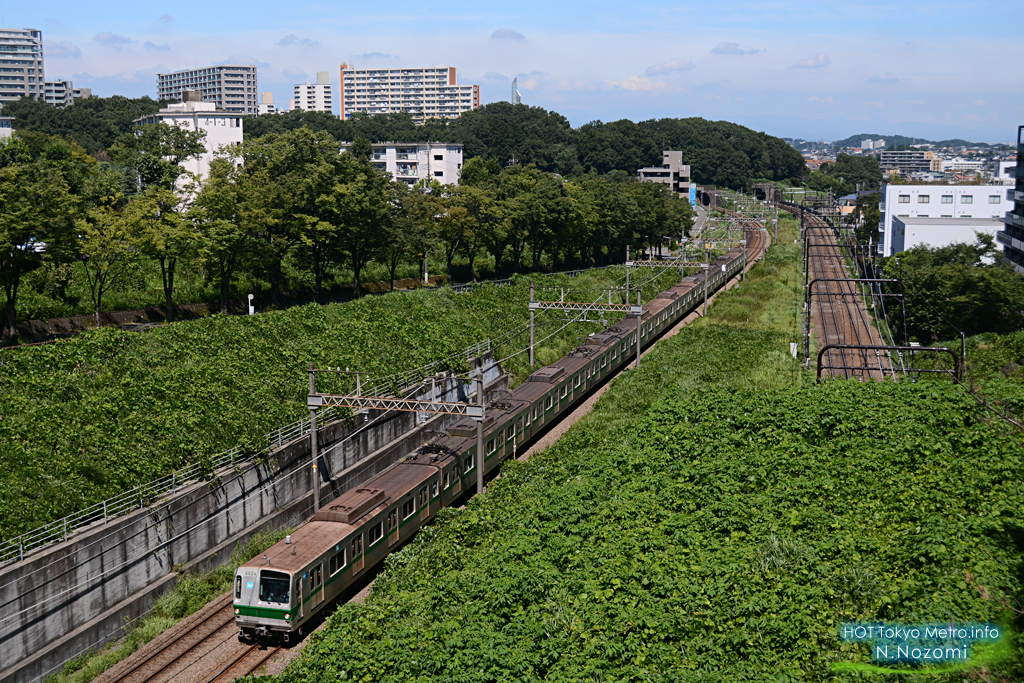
[
  {"xmin": 545, "ymin": 396, "xmax": 553, "ymax": 410},
  {"xmin": 418, "ymin": 486, "xmax": 428, "ymax": 506},
  {"xmin": 351, "ymin": 535, "xmax": 363, "ymax": 558},
  {"xmin": 259, "ymin": 570, "xmax": 290, "ymax": 604},
  {"xmin": 443, "ymin": 471, "xmax": 451, "ymax": 489},
  {"xmin": 431, "ymin": 480, "xmax": 438, "ymax": 497},
  {"xmin": 507, "ymin": 426, "xmax": 514, "ymax": 440},
  {"xmin": 486, "ymin": 438, "xmax": 495, "ymax": 454},
  {"xmin": 516, "ymin": 417, "xmax": 523, "ymax": 432},
  {"xmin": 312, "ymin": 566, "xmax": 322, "ymax": 590},
  {"xmin": 454, "ymin": 463, "xmax": 462, "ymax": 477},
  {"xmin": 369, "ymin": 521, "xmax": 383, "ymax": 545},
  {"xmin": 533, "ymin": 406, "xmax": 540, "ymax": 421},
  {"xmin": 329, "ymin": 548, "xmax": 346, "ymax": 575},
  {"xmin": 524, "ymin": 412, "xmax": 531, "ymax": 427},
  {"xmin": 560, "ymin": 385, "xmax": 568, "ymax": 399},
  {"xmin": 387, "ymin": 509, "xmax": 397, "ymax": 532},
  {"xmin": 402, "ymin": 499, "xmax": 415, "ymax": 520},
  {"xmin": 575, "ymin": 375, "xmax": 581, "ymax": 388},
  {"xmin": 235, "ymin": 575, "xmax": 242, "ymax": 599},
  {"xmin": 464, "ymin": 455, "xmax": 474, "ymax": 472}
]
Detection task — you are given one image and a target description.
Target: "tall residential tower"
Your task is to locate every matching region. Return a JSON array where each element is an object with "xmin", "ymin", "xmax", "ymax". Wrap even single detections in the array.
[
  {"xmin": 157, "ymin": 65, "xmax": 258, "ymax": 114},
  {"xmin": 294, "ymin": 72, "xmax": 333, "ymax": 113},
  {"xmin": 338, "ymin": 64, "xmax": 479, "ymax": 123},
  {"xmin": 0, "ymin": 28, "xmax": 44, "ymax": 104}
]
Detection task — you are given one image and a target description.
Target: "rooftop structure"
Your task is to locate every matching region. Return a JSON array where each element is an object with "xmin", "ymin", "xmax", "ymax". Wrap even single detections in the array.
[
  {"xmin": 338, "ymin": 141, "xmax": 463, "ymax": 185},
  {"xmin": 157, "ymin": 65, "xmax": 258, "ymax": 115},
  {"xmin": 257, "ymin": 91, "xmax": 276, "ymax": 116},
  {"xmin": 0, "ymin": 28, "xmax": 43, "ymax": 104},
  {"xmin": 133, "ymin": 91, "xmax": 244, "ymax": 180},
  {"xmin": 338, "ymin": 64, "xmax": 480, "ymax": 123},
  {"xmin": 880, "ymin": 150, "xmax": 941, "ymax": 176}
]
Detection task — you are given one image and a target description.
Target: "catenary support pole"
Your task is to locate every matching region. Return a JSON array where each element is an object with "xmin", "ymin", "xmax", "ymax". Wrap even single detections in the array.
[
  {"xmin": 309, "ymin": 362, "xmax": 319, "ymax": 513},
  {"xmin": 625, "ymin": 245, "xmax": 630, "ymax": 301},
  {"xmin": 476, "ymin": 371, "xmax": 485, "ymax": 496},
  {"xmin": 529, "ymin": 280, "xmax": 535, "ymax": 366},
  {"xmin": 635, "ymin": 287, "xmax": 641, "ymax": 368}
]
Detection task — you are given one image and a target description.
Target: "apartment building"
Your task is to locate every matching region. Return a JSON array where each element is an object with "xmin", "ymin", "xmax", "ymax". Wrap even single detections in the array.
[
  {"xmin": 157, "ymin": 65, "xmax": 258, "ymax": 114},
  {"xmin": 0, "ymin": 28, "xmax": 44, "ymax": 104},
  {"xmin": 43, "ymin": 79, "xmax": 72, "ymax": 107},
  {"xmin": 338, "ymin": 64, "xmax": 480, "ymax": 123},
  {"xmin": 0, "ymin": 117, "xmax": 12, "ymax": 139},
  {"xmin": 637, "ymin": 151, "xmax": 694, "ymax": 204},
  {"xmin": 996, "ymin": 126, "xmax": 1024, "ymax": 274},
  {"xmin": 878, "ymin": 182, "xmax": 1013, "ymax": 256},
  {"xmin": 339, "ymin": 141, "xmax": 463, "ymax": 185},
  {"xmin": 257, "ymin": 92, "xmax": 277, "ymax": 115},
  {"xmin": 133, "ymin": 91, "xmax": 244, "ymax": 180},
  {"xmin": 880, "ymin": 150, "xmax": 942, "ymax": 175},
  {"xmin": 294, "ymin": 72, "xmax": 333, "ymax": 113}
]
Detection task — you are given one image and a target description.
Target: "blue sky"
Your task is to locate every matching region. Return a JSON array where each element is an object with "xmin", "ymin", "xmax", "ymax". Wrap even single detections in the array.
[{"xmin": 20, "ymin": 0, "xmax": 1024, "ymax": 142}]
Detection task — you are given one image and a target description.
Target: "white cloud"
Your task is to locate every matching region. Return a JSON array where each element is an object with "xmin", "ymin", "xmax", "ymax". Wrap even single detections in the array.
[
  {"xmin": 606, "ymin": 75, "xmax": 671, "ymax": 92},
  {"xmin": 159, "ymin": 14, "xmax": 173, "ymax": 23},
  {"xmin": 45, "ymin": 40, "xmax": 81, "ymax": 59},
  {"xmin": 521, "ymin": 78, "xmax": 538, "ymax": 91},
  {"xmin": 807, "ymin": 95, "xmax": 840, "ymax": 104},
  {"xmin": 973, "ymin": 99, "xmax": 987, "ymax": 106},
  {"xmin": 351, "ymin": 52, "xmax": 397, "ymax": 61},
  {"xmin": 644, "ymin": 59, "xmax": 693, "ymax": 76},
  {"xmin": 144, "ymin": 41, "xmax": 170, "ymax": 51},
  {"xmin": 278, "ymin": 34, "xmax": 320, "ymax": 47},
  {"xmin": 793, "ymin": 53, "xmax": 831, "ymax": 68},
  {"xmin": 710, "ymin": 42, "xmax": 762, "ymax": 56},
  {"xmin": 491, "ymin": 29, "xmax": 525, "ymax": 41},
  {"xmin": 93, "ymin": 32, "xmax": 136, "ymax": 48},
  {"xmin": 483, "ymin": 71, "xmax": 507, "ymax": 80},
  {"xmin": 283, "ymin": 66, "xmax": 307, "ymax": 79}
]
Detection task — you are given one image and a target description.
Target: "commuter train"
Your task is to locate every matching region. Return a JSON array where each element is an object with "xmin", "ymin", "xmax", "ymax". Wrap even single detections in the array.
[{"xmin": 233, "ymin": 240, "xmax": 756, "ymax": 642}]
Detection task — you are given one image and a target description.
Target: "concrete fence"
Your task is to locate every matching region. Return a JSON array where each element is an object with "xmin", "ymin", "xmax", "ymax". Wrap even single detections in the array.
[{"xmin": 0, "ymin": 354, "xmax": 504, "ymax": 683}]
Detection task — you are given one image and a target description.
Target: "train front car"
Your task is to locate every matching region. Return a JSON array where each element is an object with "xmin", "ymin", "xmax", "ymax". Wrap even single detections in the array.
[{"xmin": 234, "ymin": 561, "xmax": 297, "ymax": 642}]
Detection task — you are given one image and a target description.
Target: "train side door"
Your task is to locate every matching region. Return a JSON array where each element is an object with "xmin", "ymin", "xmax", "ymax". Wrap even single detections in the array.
[
  {"xmin": 351, "ymin": 533, "xmax": 365, "ymax": 574},
  {"xmin": 312, "ymin": 564, "xmax": 324, "ymax": 607},
  {"xmin": 296, "ymin": 575, "xmax": 303, "ymax": 619},
  {"xmin": 418, "ymin": 486, "xmax": 429, "ymax": 523},
  {"xmin": 387, "ymin": 509, "xmax": 399, "ymax": 546}
]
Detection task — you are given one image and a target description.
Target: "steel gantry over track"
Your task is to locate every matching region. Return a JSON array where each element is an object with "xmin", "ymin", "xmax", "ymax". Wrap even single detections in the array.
[
  {"xmin": 528, "ymin": 281, "xmax": 644, "ymax": 368},
  {"xmin": 305, "ymin": 364, "xmax": 488, "ymax": 502}
]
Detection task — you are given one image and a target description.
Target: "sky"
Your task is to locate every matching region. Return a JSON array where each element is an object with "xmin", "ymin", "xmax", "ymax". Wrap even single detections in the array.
[{"xmin": 19, "ymin": 0, "xmax": 1024, "ymax": 143}]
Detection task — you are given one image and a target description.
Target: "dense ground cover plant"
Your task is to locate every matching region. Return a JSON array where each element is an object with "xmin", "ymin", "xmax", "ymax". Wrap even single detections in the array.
[
  {"xmin": 276, "ymin": 218, "xmax": 1024, "ymax": 682},
  {"xmin": 0, "ymin": 265, "xmax": 681, "ymax": 539}
]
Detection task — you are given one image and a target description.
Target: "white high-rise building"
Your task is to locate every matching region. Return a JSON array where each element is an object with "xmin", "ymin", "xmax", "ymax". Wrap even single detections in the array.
[
  {"xmin": 0, "ymin": 28, "xmax": 44, "ymax": 104},
  {"xmin": 293, "ymin": 72, "xmax": 333, "ymax": 113},
  {"xmin": 43, "ymin": 79, "xmax": 73, "ymax": 107},
  {"xmin": 511, "ymin": 77, "xmax": 521, "ymax": 105},
  {"xmin": 861, "ymin": 139, "xmax": 874, "ymax": 150},
  {"xmin": 133, "ymin": 91, "xmax": 244, "ymax": 180},
  {"xmin": 338, "ymin": 64, "xmax": 480, "ymax": 123},
  {"xmin": 157, "ymin": 65, "xmax": 258, "ymax": 114}
]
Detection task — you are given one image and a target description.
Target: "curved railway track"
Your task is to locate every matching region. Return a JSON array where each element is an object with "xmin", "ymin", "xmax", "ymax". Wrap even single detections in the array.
[{"xmin": 803, "ymin": 213, "xmax": 891, "ymax": 380}]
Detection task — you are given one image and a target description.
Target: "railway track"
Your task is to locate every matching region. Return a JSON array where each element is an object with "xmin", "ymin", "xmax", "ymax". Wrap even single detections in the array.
[
  {"xmin": 96, "ymin": 595, "xmax": 282, "ymax": 683},
  {"xmin": 803, "ymin": 214, "xmax": 891, "ymax": 380}
]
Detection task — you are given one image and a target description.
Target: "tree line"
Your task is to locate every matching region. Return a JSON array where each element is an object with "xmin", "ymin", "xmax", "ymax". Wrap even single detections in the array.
[
  {"xmin": 2, "ymin": 96, "xmax": 807, "ymax": 189},
  {"xmin": 0, "ymin": 125, "xmax": 694, "ymax": 337}
]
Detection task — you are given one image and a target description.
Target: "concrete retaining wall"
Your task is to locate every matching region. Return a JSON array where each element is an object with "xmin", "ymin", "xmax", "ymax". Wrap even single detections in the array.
[{"xmin": 0, "ymin": 355, "xmax": 503, "ymax": 683}]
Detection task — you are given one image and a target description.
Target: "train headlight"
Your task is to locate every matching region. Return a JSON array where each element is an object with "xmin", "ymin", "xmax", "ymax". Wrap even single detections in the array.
[
  {"xmin": 284, "ymin": 614, "xmax": 291, "ymax": 620},
  {"xmin": 234, "ymin": 609, "xmax": 240, "ymax": 615}
]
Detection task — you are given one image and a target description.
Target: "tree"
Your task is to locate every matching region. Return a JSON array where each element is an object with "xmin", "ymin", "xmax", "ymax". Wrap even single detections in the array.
[
  {"xmin": 108, "ymin": 122, "xmax": 206, "ymax": 190},
  {"xmin": 0, "ymin": 161, "xmax": 77, "ymax": 336},
  {"xmin": 382, "ymin": 181, "xmax": 437, "ymax": 289},
  {"xmin": 193, "ymin": 158, "xmax": 255, "ymax": 314},
  {"xmin": 76, "ymin": 197, "xmax": 136, "ymax": 326},
  {"xmin": 127, "ymin": 186, "xmax": 198, "ymax": 321}
]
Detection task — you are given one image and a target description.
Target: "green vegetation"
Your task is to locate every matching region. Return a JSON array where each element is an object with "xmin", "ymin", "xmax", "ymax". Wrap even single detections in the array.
[
  {"xmin": 806, "ymin": 153, "xmax": 883, "ymax": 196},
  {"xmin": 274, "ymin": 215, "xmax": 1024, "ymax": 682},
  {"xmin": 47, "ymin": 528, "xmax": 289, "ymax": 683},
  {"xmin": 883, "ymin": 236, "xmax": 1024, "ymax": 341},
  {"xmin": 247, "ymin": 104, "xmax": 807, "ymax": 186},
  {"xmin": 0, "ymin": 264, "xmax": 684, "ymax": 540}
]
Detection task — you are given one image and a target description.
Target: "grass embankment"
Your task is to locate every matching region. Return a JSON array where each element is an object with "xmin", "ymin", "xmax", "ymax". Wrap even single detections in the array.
[
  {"xmin": 49, "ymin": 529, "xmax": 289, "ymax": 683},
  {"xmin": 0, "ymin": 266, "xmax": 683, "ymax": 540},
  {"xmin": 277, "ymin": 215, "xmax": 1024, "ymax": 681}
]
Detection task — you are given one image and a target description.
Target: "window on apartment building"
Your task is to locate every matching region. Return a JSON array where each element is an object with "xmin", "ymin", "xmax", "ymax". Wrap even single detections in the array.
[
  {"xmin": 989, "ymin": 195, "xmax": 1001, "ymax": 204},
  {"xmin": 962, "ymin": 195, "xmax": 973, "ymax": 204},
  {"xmin": 918, "ymin": 195, "xmax": 929, "ymax": 204},
  {"xmin": 434, "ymin": 171, "xmax": 443, "ymax": 177},
  {"xmin": 434, "ymin": 155, "xmax": 443, "ymax": 161},
  {"xmin": 898, "ymin": 195, "xmax": 910, "ymax": 203},
  {"xmin": 941, "ymin": 195, "xmax": 953, "ymax": 204}
]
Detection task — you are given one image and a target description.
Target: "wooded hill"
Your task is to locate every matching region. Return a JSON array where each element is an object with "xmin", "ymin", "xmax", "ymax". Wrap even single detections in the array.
[{"xmin": 0, "ymin": 96, "xmax": 806, "ymax": 189}]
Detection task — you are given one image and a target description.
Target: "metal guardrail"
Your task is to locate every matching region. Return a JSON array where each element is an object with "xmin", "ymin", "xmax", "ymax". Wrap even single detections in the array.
[{"xmin": 0, "ymin": 335, "xmax": 495, "ymax": 567}]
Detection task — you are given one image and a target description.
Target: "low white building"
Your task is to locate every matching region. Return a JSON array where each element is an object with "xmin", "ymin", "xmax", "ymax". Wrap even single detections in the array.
[
  {"xmin": 257, "ymin": 92, "xmax": 277, "ymax": 115},
  {"xmin": 132, "ymin": 91, "xmax": 243, "ymax": 180},
  {"xmin": 941, "ymin": 157, "xmax": 985, "ymax": 173},
  {"xmin": 294, "ymin": 72, "xmax": 333, "ymax": 113},
  {"xmin": 339, "ymin": 141, "xmax": 463, "ymax": 185},
  {"xmin": 996, "ymin": 160, "xmax": 1017, "ymax": 185},
  {"xmin": 878, "ymin": 182, "xmax": 1014, "ymax": 256},
  {"xmin": 0, "ymin": 117, "xmax": 12, "ymax": 139}
]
